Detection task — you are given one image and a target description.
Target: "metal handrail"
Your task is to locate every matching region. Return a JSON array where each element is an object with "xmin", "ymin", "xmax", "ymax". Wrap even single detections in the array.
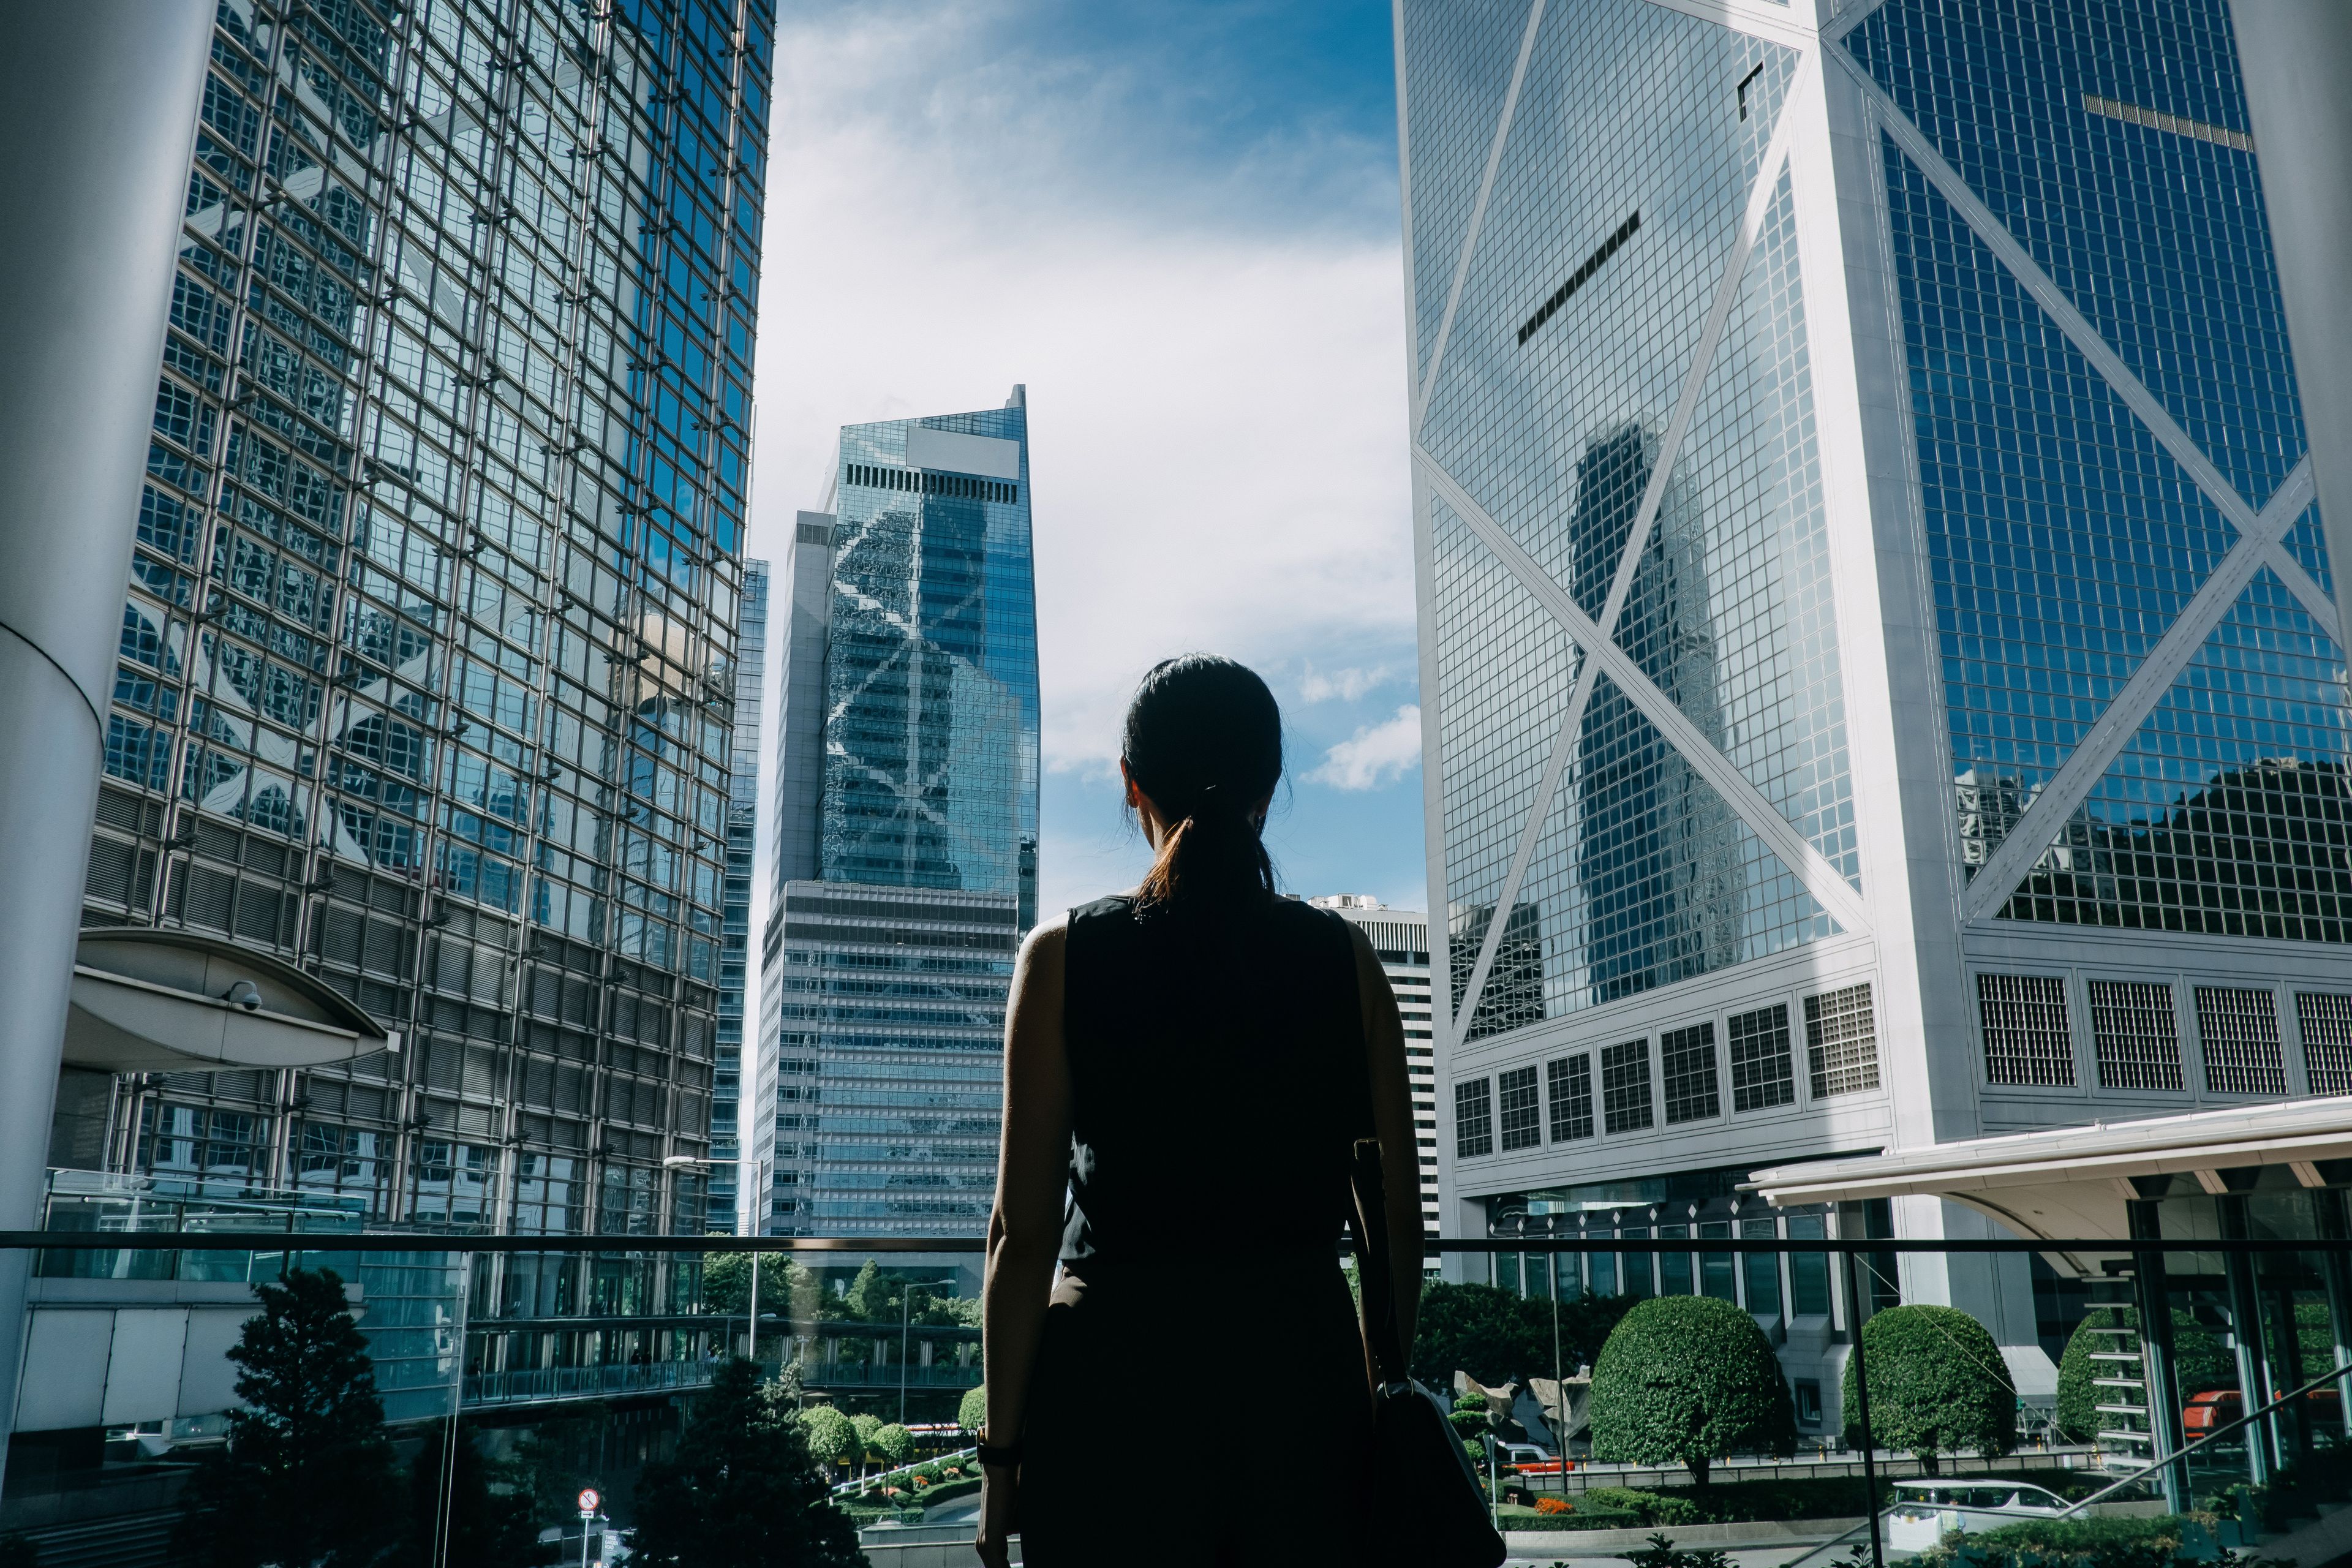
[
  {"xmin": 1775, "ymin": 1356, "xmax": 2352, "ymax": 1568},
  {"xmin": 831, "ymin": 1445, "xmax": 979, "ymax": 1499}
]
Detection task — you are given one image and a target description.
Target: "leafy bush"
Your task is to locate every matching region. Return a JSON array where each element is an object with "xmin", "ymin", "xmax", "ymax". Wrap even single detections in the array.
[
  {"xmin": 1624, "ymin": 1531, "xmax": 1735, "ymax": 1568},
  {"xmin": 957, "ymin": 1384, "xmax": 987, "ymax": 1433},
  {"xmin": 1581, "ymin": 1487, "xmax": 1703, "ymax": 1526},
  {"xmin": 872, "ymin": 1422, "xmax": 914, "ymax": 1467},
  {"xmin": 796, "ymin": 1405, "xmax": 856, "ymax": 1466},
  {"xmin": 1412, "ymin": 1281, "xmax": 1635, "ymax": 1387},
  {"xmin": 1842, "ymin": 1305, "xmax": 2015, "ymax": 1472},
  {"xmin": 2055, "ymin": 1310, "xmax": 2236, "ymax": 1442},
  {"xmin": 1912, "ymin": 1513, "xmax": 2218, "ymax": 1568},
  {"xmin": 1589, "ymin": 1296, "xmax": 1796, "ymax": 1485}
]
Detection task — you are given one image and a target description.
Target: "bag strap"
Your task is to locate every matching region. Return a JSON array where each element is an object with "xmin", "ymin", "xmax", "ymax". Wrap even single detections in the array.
[{"xmin": 1350, "ymin": 1137, "xmax": 1409, "ymax": 1388}]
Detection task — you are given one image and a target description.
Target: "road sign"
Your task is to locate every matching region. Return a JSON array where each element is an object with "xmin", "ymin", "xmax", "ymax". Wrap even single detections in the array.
[{"xmin": 577, "ymin": 1488, "xmax": 600, "ymax": 1514}]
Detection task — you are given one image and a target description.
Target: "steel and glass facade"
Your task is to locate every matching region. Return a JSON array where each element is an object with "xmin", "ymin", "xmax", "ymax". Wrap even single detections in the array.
[
  {"xmin": 710, "ymin": 559, "xmax": 768, "ymax": 1234},
  {"xmin": 1401, "ymin": 0, "xmax": 2345, "ymax": 1366},
  {"xmin": 75, "ymin": 0, "xmax": 773, "ymax": 1269},
  {"xmin": 1312, "ymin": 896, "xmax": 1444, "ymax": 1246},
  {"xmin": 761, "ymin": 392, "xmax": 1039, "ymax": 1237}
]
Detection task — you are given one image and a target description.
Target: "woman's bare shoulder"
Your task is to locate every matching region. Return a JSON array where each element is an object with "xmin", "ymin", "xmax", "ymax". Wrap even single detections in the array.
[{"xmin": 1017, "ymin": 911, "xmax": 1069, "ymax": 968}]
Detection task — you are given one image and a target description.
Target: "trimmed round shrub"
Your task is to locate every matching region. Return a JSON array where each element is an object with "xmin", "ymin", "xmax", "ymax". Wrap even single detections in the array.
[
  {"xmin": 796, "ymin": 1404, "xmax": 856, "ymax": 1466},
  {"xmin": 957, "ymin": 1384, "xmax": 987, "ymax": 1433},
  {"xmin": 873, "ymin": 1422, "xmax": 914, "ymax": 1468},
  {"xmin": 1589, "ymin": 1295, "xmax": 1796, "ymax": 1485},
  {"xmin": 2055, "ymin": 1308, "xmax": 2236, "ymax": 1442},
  {"xmin": 1841, "ymin": 1304, "xmax": 2014, "ymax": 1472}
]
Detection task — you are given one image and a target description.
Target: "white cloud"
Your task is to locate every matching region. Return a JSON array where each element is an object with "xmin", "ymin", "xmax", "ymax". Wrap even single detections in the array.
[
  {"xmin": 748, "ymin": 2, "xmax": 1415, "ymax": 914},
  {"xmin": 1298, "ymin": 663, "xmax": 1395, "ymax": 703},
  {"xmin": 1306, "ymin": 706, "xmax": 1423, "ymax": 791}
]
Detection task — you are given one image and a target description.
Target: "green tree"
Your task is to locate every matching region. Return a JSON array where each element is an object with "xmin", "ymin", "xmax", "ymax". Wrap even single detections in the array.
[
  {"xmin": 2056, "ymin": 1308, "xmax": 2236, "ymax": 1442},
  {"xmin": 1589, "ymin": 1295, "xmax": 1796, "ymax": 1486},
  {"xmin": 843, "ymin": 1260, "xmax": 891, "ymax": 1321},
  {"xmin": 1449, "ymin": 1388, "xmax": 1493, "ymax": 1441},
  {"xmin": 798, "ymin": 1404, "xmax": 858, "ymax": 1469},
  {"xmin": 849, "ymin": 1412, "xmax": 884, "ymax": 1472},
  {"xmin": 508, "ymin": 1405, "xmax": 610, "ymax": 1531},
  {"xmin": 1409, "ymin": 1280, "xmax": 1634, "ymax": 1387},
  {"xmin": 401, "ymin": 1420, "xmax": 538, "ymax": 1568},
  {"xmin": 1841, "ymin": 1305, "xmax": 2015, "ymax": 1474},
  {"xmin": 957, "ymin": 1384, "xmax": 987, "ymax": 1433},
  {"xmin": 175, "ymin": 1268, "xmax": 401, "ymax": 1567},
  {"xmin": 631, "ymin": 1358, "xmax": 862, "ymax": 1568},
  {"xmin": 873, "ymin": 1423, "xmax": 915, "ymax": 1468}
]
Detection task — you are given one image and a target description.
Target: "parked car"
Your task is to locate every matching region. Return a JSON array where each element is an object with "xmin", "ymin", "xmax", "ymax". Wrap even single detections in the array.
[
  {"xmin": 1884, "ymin": 1481, "xmax": 2068, "ymax": 1551},
  {"xmin": 1499, "ymin": 1442, "xmax": 1561, "ymax": 1474}
]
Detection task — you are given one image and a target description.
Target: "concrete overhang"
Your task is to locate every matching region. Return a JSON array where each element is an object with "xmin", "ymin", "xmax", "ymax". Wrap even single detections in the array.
[
  {"xmin": 64, "ymin": 927, "xmax": 396, "ymax": 1072},
  {"xmin": 1747, "ymin": 1097, "xmax": 2352, "ymax": 1275}
]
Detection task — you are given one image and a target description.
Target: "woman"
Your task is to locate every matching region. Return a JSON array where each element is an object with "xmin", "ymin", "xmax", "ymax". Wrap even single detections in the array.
[{"xmin": 974, "ymin": 654, "xmax": 1422, "ymax": 1568}]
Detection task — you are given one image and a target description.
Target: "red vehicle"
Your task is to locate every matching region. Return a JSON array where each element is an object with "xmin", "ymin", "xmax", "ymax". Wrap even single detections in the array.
[{"xmin": 2183, "ymin": 1387, "xmax": 2344, "ymax": 1435}]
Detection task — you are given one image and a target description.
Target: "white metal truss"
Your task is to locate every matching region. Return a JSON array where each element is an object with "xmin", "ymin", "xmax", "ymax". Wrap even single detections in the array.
[
  {"xmin": 1959, "ymin": 459, "xmax": 2317, "ymax": 921},
  {"xmin": 1439, "ymin": 70, "xmax": 1826, "ymax": 1038},
  {"xmin": 1834, "ymin": 53, "xmax": 2346, "ymax": 921},
  {"xmin": 1424, "ymin": 458, "xmax": 1873, "ymax": 960},
  {"xmin": 1412, "ymin": 0, "xmax": 1549, "ymax": 440}
]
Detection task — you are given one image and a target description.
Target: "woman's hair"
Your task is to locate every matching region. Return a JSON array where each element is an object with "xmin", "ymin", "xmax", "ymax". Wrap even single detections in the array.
[{"xmin": 1123, "ymin": 654, "xmax": 1283, "ymax": 914}]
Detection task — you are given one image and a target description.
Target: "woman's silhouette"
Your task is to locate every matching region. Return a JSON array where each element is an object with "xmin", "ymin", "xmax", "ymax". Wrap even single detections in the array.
[{"xmin": 974, "ymin": 654, "xmax": 1422, "ymax": 1567}]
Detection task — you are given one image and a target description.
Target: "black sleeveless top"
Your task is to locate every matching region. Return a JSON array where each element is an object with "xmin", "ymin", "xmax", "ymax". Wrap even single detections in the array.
[{"xmin": 1058, "ymin": 894, "xmax": 1370, "ymax": 1267}]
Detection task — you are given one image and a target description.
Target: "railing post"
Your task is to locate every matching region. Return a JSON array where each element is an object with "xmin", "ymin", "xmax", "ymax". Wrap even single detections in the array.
[
  {"xmin": 2217, "ymin": 1195, "xmax": 2276, "ymax": 1486},
  {"xmin": 1842, "ymin": 1245, "xmax": 1885, "ymax": 1568},
  {"xmin": 2315, "ymin": 1190, "xmax": 2352, "ymax": 1415},
  {"xmin": 2128, "ymin": 1197, "xmax": 2188, "ymax": 1513}
]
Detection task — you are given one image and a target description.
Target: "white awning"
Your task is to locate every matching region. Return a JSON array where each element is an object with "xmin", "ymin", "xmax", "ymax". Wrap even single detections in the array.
[
  {"xmin": 64, "ymin": 928, "xmax": 394, "ymax": 1072},
  {"xmin": 1747, "ymin": 1097, "xmax": 2352, "ymax": 1270}
]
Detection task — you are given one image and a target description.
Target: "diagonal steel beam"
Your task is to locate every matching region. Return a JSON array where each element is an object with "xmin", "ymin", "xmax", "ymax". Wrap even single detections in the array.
[
  {"xmin": 1412, "ymin": 0, "xmax": 1548, "ymax": 440},
  {"xmin": 1438, "ymin": 83, "xmax": 1807, "ymax": 1039},
  {"xmin": 1426, "ymin": 457, "xmax": 1872, "ymax": 956},
  {"xmin": 1960, "ymin": 460, "xmax": 2318, "ymax": 922},
  {"xmin": 2262, "ymin": 542, "xmax": 2343, "ymax": 643},
  {"xmin": 1838, "ymin": 52, "xmax": 2264, "ymax": 537}
]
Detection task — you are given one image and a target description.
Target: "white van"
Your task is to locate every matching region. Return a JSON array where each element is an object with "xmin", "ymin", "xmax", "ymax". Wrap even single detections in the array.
[{"xmin": 1884, "ymin": 1480, "xmax": 2068, "ymax": 1551}]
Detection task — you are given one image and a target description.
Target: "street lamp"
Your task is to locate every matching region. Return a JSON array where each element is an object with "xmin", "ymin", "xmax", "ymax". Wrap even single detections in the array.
[{"xmin": 665, "ymin": 1150, "xmax": 774, "ymax": 1360}]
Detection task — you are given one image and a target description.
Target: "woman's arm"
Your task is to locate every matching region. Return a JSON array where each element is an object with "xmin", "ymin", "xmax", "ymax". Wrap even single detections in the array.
[
  {"xmin": 979, "ymin": 915, "xmax": 1071, "ymax": 1453},
  {"xmin": 1350, "ymin": 922, "xmax": 1423, "ymax": 1362}
]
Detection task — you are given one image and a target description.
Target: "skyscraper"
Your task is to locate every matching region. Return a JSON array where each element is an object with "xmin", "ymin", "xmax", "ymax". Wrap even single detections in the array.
[
  {"xmin": 1399, "ymin": 0, "xmax": 2346, "ymax": 1396},
  {"xmin": 762, "ymin": 391, "xmax": 1040, "ymax": 1238},
  {"xmin": 712, "ymin": 559, "xmax": 771, "ymax": 1234},
  {"xmin": 71, "ymin": 0, "xmax": 772, "ymax": 1250},
  {"xmin": 1308, "ymin": 895, "xmax": 1443, "ymax": 1250}
]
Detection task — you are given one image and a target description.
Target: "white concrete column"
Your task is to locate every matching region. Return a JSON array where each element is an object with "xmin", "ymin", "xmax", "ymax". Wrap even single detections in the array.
[
  {"xmin": 0, "ymin": 0, "xmax": 213, "ymax": 1476},
  {"xmin": 2232, "ymin": 2, "xmax": 2352, "ymax": 641}
]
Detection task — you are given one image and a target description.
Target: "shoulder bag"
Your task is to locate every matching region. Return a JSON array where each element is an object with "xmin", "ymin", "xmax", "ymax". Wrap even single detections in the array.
[{"xmin": 1349, "ymin": 1136, "xmax": 1508, "ymax": 1568}]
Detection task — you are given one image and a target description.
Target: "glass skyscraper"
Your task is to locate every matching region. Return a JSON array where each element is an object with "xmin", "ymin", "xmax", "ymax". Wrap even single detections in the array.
[
  {"xmin": 72, "ymin": 0, "xmax": 772, "ymax": 1258},
  {"xmin": 761, "ymin": 390, "xmax": 1039, "ymax": 1237},
  {"xmin": 1401, "ymin": 0, "xmax": 2345, "ymax": 1408},
  {"xmin": 711, "ymin": 559, "xmax": 769, "ymax": 1234}
]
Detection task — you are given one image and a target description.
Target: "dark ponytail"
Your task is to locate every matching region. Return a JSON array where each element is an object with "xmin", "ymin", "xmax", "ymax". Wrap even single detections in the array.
[{"xmin": 1122, "ymin": 654, "xmax": 1283, "ymax": 916}]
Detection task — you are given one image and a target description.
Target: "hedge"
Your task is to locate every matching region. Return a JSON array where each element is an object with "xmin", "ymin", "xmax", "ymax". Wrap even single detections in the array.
[
  {"xmin": 1914, "ymin": 1513, "xmax": 2216, "ymax": 1568},
  {"xmin": 1589, "ymin": 1296, "xmax": 1797, "ymax": 1485},
  {"xmin": 1842, "ymin": 1305, "xmax": 2015, "ymax": 1469}
]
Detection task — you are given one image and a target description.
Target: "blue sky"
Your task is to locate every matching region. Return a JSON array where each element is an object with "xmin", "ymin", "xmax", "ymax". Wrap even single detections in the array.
[{"xmin": 746, "ymin": 0, "xmax": 1431, "ymax": 922}]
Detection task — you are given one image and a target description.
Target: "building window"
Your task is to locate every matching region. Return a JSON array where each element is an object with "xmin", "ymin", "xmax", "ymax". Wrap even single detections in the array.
[
  {"xmin": 1805, "ymin": 984, "xmax": 1880, "ymax": 1098},
  {"xmin": 140, "ymin": 1102, "xmax": 271, "ymax": 1190},
  {"xmin": 1601, "ymin": 1038, "xmax": 1653, "ymax": 1134},
  {"xmin": 2196, "ymin": 987, "xmax": 2286, "ymax": 1096},
  {"xmin": 1728, "ymin": 1002, "xmax": 1795, "ymax": 1111},
  {"xmin": 2088, "ymin": 979, "xmax": 2184, "ymax": 1090},
  {"xmin": 1498, "ymin": 1065, "xmax": 1541, "ymax": 1151},
  {"xmin": 1658, "ymin": 1224, "xmax": 1692, "ymax": 1294},
  {"xmin": 1742, "ymin": 1216, "xmax": 1782, "ymax": 1316},
  {"xmin": 2297, "ymin": 993, "xmax": 2352, "ymax": 1096},
  {"xmin": 1698, "ymin": 1220, "xmax": 1736, "ymax": 1301},
  {"xmin": 1662, "ymin": 1022, "xmax": 1720, "ymax": 1123},
  {"xmin": 1787, "ymin": 1213, "xmax": 1831, "ymax": 1315},
  {"xmin": 1548, "ymin": 1054, "xmax": 1593, "ymax": 1142},
  {"xmin": 1795, "ymin": 1380, "xmax": 1823, "ymax": 1427},
  {"xmin": 1455, "ymin": 1078, "xmax": 1493, "ymax": 1158},
  {"xmin": 1978, "ymin": 973, "xmax": 2076, "ymax": 1087}
]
